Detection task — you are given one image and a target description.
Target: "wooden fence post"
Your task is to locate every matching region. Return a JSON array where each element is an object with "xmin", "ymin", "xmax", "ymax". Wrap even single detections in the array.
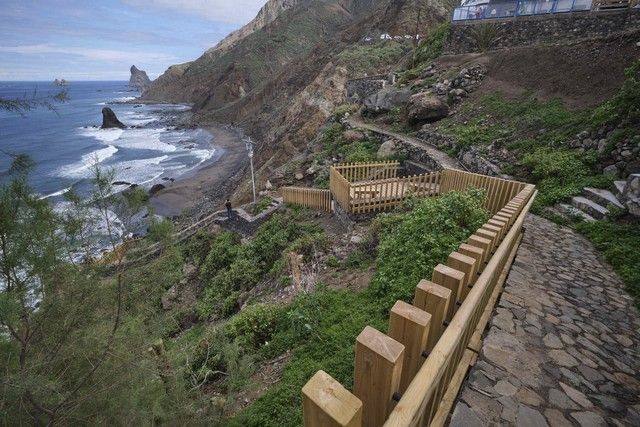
[
  {"xmin": 303, "ymin": 370, "xmax": 363, "ymax": 427},
  {"xmin": 476, "ymin": 228, "xmax": 498, "ymax": 253},
  {"xmin": 468, "ymin": 234, "xmax": 492, "ymax": 264},
  {"xmin": 458, "ymin": 243, "xmax": 485, "ymax": 276},
  {"xmin": 431, "ymin": 264, "xmax": 465, "ymax": 321},
  {"xmin": 353, "ymin": 326, "xmax": 404, "ymax": 427},
  {"xmin": 446, "ymin": 252, "xmax": 477, "ymax": 301},
  {"xmin": 414, "ymin": 280, "xmax": 451, "ymax": 353},
  {"xmin": 388, "ymin": 301, "xmax": 432, "ymax": 394}
]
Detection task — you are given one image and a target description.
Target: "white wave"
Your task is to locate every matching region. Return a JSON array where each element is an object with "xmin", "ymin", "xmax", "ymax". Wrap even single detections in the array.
[
  {"xmin": 112, "ymin": 96, "xmax": 136, "ymax": 103},
  {"xmin": 111, "ymin": 129, "xmax": 177, "ymax": 152},
  {"xmin": 79, "ymin": 127, "xmax": 124, "ymax": 143},
  {"xmin": 112, "ymin": 155, "xmax": 169, "ymax": 186},
  {"xmin": 192, "ymin": 148, "xmax": 215, "ymax": 163},
  {"xmin": 83, "ymin": 145, "xmax": 119, "ymax": 164},
  {"xmin": 56, "ymin": 145, "xmax": 119, "ymax": 178},
  {"xmin": 39, "ymin": 186, "xmax": 71, "ymax": 200}
]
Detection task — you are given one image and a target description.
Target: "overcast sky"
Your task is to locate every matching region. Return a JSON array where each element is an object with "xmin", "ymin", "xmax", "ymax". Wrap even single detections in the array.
[{"xmin": 0, "ymin": 0, "xmax": 268, "ymax": 81}]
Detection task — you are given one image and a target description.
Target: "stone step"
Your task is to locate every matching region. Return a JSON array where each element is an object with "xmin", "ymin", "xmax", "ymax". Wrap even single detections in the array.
[
  {"xmin": 613, "ymin": 181, "xmax": 626, "ymax": 199},
  {"xmin": 556, "ymin": 204, "xmax": 596, "ymax": 223},
  {"xmin": 571, "ymin": 196, "xmax": 609, "ymax": 220},
  {"xmin": 582, "ymin": 187, "xmax": 625, "ymax": 210}
]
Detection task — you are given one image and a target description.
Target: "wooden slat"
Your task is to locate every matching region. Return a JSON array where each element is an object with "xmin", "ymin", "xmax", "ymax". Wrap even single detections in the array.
[
  {"xmin": 432, "ymin": 265, "xmax": 465, "ymax": 321},
  {"xmin": 414, "ymin": 280, "xmax": 451, "ymax": 353},
  {"xmin": 303, "ymin": 370, "xmax": 363, "ymax": 427},
  {"xmin": 354, "ymin": 327, "xmax": 405, "ymax": 427},
  {"xmin": 388, "ymin": 301, "xmax": 432, "ymax": 393}
]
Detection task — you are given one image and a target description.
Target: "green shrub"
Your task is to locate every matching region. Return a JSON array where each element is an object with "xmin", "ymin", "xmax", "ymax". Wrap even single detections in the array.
[
  {"xmin": 576, "ymin": 221, "xmax": 640, "ymax": 306},
  {"xmin": 200, "ymin": 231, "xmax": 241, "ymax": 280},
  {"xmin": 471, "ymin": 24, "xmax": 498, "ymax": 52},
  {"xmin": 522, "ymin": 149, "xmax": 587, "ymax": 183},
  {"xmin": 370, "ymin": 188, "xmax": 489, "ymax": 307},
  {"xmin": 338, "ymin": 41, "xmax": 410, "ymax": 74},
  {"xmin": 254, "ymin": 197, "xmax": 273, "ymax": 215},
  {"xmin": 182, "ymin": 229, "xmax": 215, "ymax": 266},
  {"xmin": 411, "ymin": 22, "xmax": 450, "ymax": 69},
  {"xmin": 226, "ymin": 304, "xmax": 284, "ymax": 349},
  {"xmin": 591, "ymin": 59, "xmax": 640, "ymax": 127}
]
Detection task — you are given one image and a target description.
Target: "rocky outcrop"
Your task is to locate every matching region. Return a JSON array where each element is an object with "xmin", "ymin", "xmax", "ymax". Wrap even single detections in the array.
[
  {"xmin": 407, "ymin": 93, "xmax": 449, "ymax": 124},
  {"xmin": 363, "ymin": 87, "xmax": 412, "ymax": 114},
  {"xmin": 101, "ymin": 107, "xmax": 125, "ymax": 129},
  {"xmin": 149, "ymin": 183, "xmax": 166, "ymax": 196},
  {"xmin": 209, "ymin": 0, "xmax": 302, "ymax": 56},
  {"xmin": 416, "ymin": 127, "xmax": 514, "ymax": 177},
  {"xmin": 431, "ymin": 64, "xmax": 486, "ymax": 100},
  {"xmin": 567, "ymin": 127, "xmax": 640, "ymax": 178},
  {"xmin": 129, "ymin": 65, "xmax": 152, "ymax": 92},
  {"xmin": 621, "ymin": 174, "xmax": 640, "ymax": 216}
]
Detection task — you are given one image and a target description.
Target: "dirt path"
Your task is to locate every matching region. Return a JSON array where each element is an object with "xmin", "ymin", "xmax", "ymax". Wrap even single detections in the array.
[
  {"xmin": 450, "ymin": 215, "xmax": 640, "ymax": 426},
  {"xmin": 346, "ymin": 118, "xmax": 463, "ymax": 171}
]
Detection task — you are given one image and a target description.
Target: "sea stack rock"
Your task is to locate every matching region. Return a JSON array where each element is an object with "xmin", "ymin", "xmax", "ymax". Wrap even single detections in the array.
[
  {"xmin": 129, "ymin": 65, "xmax": 152, "ymax": 92},
  {"xmin": 101, "ymin": 107, "xmax": 126, "ymax": 129}
]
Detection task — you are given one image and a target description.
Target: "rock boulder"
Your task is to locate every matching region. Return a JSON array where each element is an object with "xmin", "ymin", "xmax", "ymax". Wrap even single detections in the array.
[
  {"xmin": 377, "ymin": 139, "xmax": 397, "ymax": 159},
  {"xmin": 622, "ymin": 174, "xmax": 640, "ymax": 217},
  {"xmin": 149, "ymin": 183, "xmax": 166, "ymax": 196},
  {"xmin": 363, "ymin": 87, "xmax": 411, "ymax": 115},
  {"xmin": 407, "ymin": 93, "xmax": 449, "ymax": 124},
  {"xmin": 129, "ymin": 65, "xmax": 152, "ymax": 92},
  {"xmin": 101, "ymin": 107, "xmax": 126, "ymax": 129}
]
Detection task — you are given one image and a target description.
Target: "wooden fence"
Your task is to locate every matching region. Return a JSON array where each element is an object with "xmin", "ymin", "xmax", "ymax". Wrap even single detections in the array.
[
  {"xmin": 328, "ymin": 165, "xmax": 526, "ymax": 215},
  {"xmin": 333, "ymin": 161, "xmax": 400, "ymax": 183},
  {"xmin": 302, "ymin": 182, "xmax": 537, "ymax": 427},
  {"xmin": 281, "ymin": 187, "xmax": 333, "ymax": 212}
]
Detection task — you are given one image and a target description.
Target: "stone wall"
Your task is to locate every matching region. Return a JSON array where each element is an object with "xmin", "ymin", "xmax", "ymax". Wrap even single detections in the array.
[
  {"xmin": 346, "ymin": 74, "xmax": 395, "ymax": 102},
  {"xmin": 567, "ymin": 126, "xmax": 640, "ymax": 178},
  {"xmin": 416, "ymin": 128, "xmax": 515, "ymax": 177},
  {"xmin": 444, "ymin": 9, "xmax": 640, "ymax": 55}
]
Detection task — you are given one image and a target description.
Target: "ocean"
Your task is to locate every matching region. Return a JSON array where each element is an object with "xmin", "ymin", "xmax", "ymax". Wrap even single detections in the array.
[{"xmin": 0, "ymin": 81, "xmax": 214, "ymax": 203}]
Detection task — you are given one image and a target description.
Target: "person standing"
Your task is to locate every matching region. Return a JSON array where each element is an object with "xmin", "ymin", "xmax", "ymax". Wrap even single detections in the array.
[{"xmin": 225, "ymin": 199, "xmax": 232, "ymax": 219}]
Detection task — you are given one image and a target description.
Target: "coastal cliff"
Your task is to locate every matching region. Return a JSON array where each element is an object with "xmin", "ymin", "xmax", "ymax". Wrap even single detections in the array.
[
  {"xmin": 129, "ymin": 65, "xmax": 152, "ymax": 92},
  {"xmin": 142, "ymin": 0, "xmax": 454, "ymax": 200}
]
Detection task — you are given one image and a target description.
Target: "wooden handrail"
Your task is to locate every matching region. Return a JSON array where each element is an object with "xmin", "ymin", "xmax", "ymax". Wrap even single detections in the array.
[
  {"xmin": 384, "ymin": 187, "xmax": 536, "ymax": 426},
  {"xmin": 301, "ymin": 172, "xmax": 537, "ymax": 427}
]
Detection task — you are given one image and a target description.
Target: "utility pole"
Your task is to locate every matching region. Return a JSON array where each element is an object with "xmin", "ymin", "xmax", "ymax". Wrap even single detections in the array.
[{"xmin": 245, "ymin": 138, "xmax": 257, "ymax": 204}]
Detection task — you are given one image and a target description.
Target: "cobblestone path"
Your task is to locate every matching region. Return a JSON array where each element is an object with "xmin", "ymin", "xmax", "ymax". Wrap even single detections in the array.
[{"xmin": 450, "ymin": 214, "xmax": 640, "ymax": 427}]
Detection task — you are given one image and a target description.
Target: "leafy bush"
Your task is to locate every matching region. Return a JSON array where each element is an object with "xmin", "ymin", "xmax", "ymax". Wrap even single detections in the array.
[
  {"xmin": 338, "ymin": 41, "xmax": 410, "ymax": 74},
  {"xmin": 471, "ymin": 24, "xmax": 497, "ymax": 52},
  {"xmin": 411, "ymin": 22, "xmax": 450, "ymax": 69},
  {"xmin": 200, "ymin": 231, "xmax": 241, "ymax": 280},
  {"xmin": 370, "ymin": 188, "xmax": 489, "ymax": 307},
  {"xmin": 226, "ymin": 304, "xmax": 284, "ymax": 349},
  {"xmin": 227, "ymin": 288, "xmax": 387, "ymax": 427},
  {"xmin": 591, "ymin": 59, "xmax": 640, "ymax": 127},
  {"xmin": 254, "ymin": 197, "xmax": 273, "ymax": 215},
  {"xmin": 577, "ymin": 221, "xmax": 640, "ymax": 306},
  {"xmin": 198, "ymin": 214, "xmax": 320, "ymax": 318},
  {"xmin": 522, "ymin": 149, "xmax": 587, "ymax": 183},
  {"xmin": 447, "ymin": 119, "xmax": 503, "ymax": 148}
]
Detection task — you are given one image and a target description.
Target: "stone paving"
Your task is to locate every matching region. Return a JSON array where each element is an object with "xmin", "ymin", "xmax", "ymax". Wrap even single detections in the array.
[{"xmin": 450, "ymin": 214, "xmax": 640, "ymax": 427}]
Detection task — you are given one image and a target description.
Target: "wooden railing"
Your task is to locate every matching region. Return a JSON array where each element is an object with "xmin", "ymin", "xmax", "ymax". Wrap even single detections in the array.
[
  {"xmin": 328, "ymin": 165, "xmax": 526, "ymax": 215},
  {"xmin": 350, "ymin": 172, "xmax": 443, "ymax": 214},
  {"xmin": 439, "ymin": 169, "xmax": 526, "ymax": 214},
  {"xmin": 281, "ymin": 187, "xmax": 333, "ymax": 212},
  {"xmin": 302, "ymin": 179, "xmax": 537, "ymax": 427},
  {"xmin": 333, "ymin": 161, "xmax": 400, "ymax": 183}
]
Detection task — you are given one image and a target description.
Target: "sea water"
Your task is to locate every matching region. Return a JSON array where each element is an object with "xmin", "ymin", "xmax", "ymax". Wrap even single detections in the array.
[{"xmin": 0, "ymin": 81, "xmax": 214, "ymax": 203}]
